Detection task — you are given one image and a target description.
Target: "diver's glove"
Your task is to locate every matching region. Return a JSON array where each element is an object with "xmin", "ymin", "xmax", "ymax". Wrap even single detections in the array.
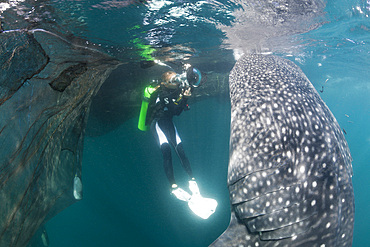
[{"xmin": 183, "ymin": 86, "xmax": 192, "ymax": 97}]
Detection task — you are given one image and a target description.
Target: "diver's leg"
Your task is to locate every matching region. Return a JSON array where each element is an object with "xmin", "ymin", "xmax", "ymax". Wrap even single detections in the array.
[
  {"xmin": 170, "ymin": 123, "xmax": 203, "ymax": 198},
  {"xmin": 160, "ymin": 143, "xmax": 176, "ymax": 186},
  {"xmin": 151, "ymin": 120, "xmax": 176, "ymax": 186},
  {"xmin": 171, "ymin": 124, "xmax": 194, "ymax": 180},
  {"xmin": 175, "ymin": 143, "xmax": 193, "ymax": 180},
  {"xmin": 155, "ymin": 119, "xmax": 191, "ymax": 201}
]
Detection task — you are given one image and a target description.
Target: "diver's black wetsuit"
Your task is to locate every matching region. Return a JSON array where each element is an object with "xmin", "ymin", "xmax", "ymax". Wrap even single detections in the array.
[{"xmin": 150, "ymin": 86, "xmax": 193, "ymax": 186}]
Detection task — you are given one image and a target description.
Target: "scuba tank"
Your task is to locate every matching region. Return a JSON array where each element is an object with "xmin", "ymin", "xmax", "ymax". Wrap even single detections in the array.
[{"xmin": 138, "ymin": 84, "xmax": 159, "ymax": 131}]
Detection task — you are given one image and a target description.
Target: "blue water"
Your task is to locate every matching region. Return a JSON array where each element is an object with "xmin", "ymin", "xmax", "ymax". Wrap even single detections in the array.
[
  {"xmin": 47, "ymin": 97, "xmax": 231, "ymax": 246},
  {"xmin": 43, "ymin": 0, "xmax": 369, "ymax": 246}
]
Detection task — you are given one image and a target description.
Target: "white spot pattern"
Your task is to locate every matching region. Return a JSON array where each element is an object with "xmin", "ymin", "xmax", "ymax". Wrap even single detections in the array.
[{"xmin": 223, "ymin": 54, "xmax": 354, "ymax": 247}]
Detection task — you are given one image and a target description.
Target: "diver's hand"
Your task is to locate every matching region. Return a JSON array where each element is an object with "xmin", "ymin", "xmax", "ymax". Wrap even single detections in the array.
[{"xmin": 183, "ymin": 87, "xmax": 192, "ymax": 97}]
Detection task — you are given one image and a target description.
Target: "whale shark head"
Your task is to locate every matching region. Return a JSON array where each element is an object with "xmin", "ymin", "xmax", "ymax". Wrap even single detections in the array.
[{"xmin": 211, "ymin": 54, "xmax": 354, "ymax": 246}]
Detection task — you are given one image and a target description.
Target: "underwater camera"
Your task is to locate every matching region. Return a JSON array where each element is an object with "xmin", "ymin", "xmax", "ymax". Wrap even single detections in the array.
[{"xmin": 186, "ymin": 66, "xmax": 202, "ymax": 87}]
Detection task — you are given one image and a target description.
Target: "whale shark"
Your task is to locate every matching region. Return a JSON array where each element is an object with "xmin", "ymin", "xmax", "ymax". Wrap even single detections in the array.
[{"xmin": 211, "ymin": 54, "xmax": 354, "ymax": 246}]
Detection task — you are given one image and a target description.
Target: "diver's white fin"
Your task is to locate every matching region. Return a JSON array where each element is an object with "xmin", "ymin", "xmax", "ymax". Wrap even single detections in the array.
[
  {"xmin": 188, "ymin": 194, "xmax": 218, "ymax": 219},
  {"xmin": 188, "ymin": 180, "xmax": 217, "ymax": 219},
  {"xmin": 189, "ymin": 180, "xmax": 200, "ymax": 196},
  {"xmin": 173, "ymin": 181, "xmax": 218, "ymax": 219},
  {"xmin": 172, "ymin": 187, "xmax": 191, "ymax": 202}
]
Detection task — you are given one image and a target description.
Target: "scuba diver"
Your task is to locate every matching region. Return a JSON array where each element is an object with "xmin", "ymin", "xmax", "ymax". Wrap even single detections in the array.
[{"xmin": 138, "ymin": 63, "xmax": 217, "ymax": 219}]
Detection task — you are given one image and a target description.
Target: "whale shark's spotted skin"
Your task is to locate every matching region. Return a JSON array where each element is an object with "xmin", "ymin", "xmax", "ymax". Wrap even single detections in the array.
[{"xmin": 212, "ymin": 54, "xmax": 354, "ymax": 247}]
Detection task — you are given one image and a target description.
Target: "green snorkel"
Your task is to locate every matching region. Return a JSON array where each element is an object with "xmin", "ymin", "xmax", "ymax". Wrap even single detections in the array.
[{"xmin": 138, "ymin": 84, "xmax": 159, "ymax": 131}]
